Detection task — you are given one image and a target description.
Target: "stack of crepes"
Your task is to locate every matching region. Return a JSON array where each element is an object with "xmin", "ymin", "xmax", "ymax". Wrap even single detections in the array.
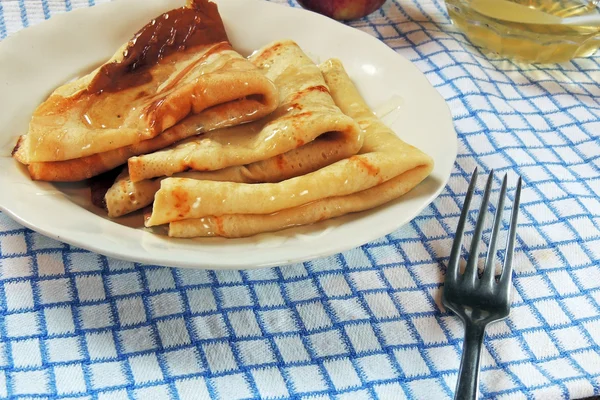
[{"xmin": 13, "ymin": 0, "xmax": 435, "ymax": 239}]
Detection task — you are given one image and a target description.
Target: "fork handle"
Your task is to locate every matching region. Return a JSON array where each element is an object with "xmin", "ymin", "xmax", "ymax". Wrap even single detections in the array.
[{"xmin": 455, "ymin": 321, "xmax": 487, "ymax": 400}]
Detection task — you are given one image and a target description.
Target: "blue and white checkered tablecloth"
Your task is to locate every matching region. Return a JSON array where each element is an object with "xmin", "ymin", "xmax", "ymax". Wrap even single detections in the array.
[{"xmin": 1, "ymin": 0, "xmax": 600, "ymax": 399}]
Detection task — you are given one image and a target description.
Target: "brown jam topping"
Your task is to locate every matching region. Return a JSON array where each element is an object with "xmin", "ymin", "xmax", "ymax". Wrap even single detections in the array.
[{"xmin": 88, "ymin": 0, "xmax": 229, "ymax": 94}]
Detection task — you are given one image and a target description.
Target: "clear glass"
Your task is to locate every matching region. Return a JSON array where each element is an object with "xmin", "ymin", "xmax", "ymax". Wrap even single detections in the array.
[{"xmin": 445, "ymin": 0, "xmax": 600, "ymax": 63}]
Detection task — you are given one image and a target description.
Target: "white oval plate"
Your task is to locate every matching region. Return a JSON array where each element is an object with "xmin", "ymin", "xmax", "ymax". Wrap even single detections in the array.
[{"xmin": 0, "ymin": 0, "xmax": 456, "ymax": 269}]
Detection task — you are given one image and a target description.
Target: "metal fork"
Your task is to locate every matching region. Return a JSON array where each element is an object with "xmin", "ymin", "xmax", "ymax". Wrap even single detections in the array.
[{"xmin": 442, "ymin": 168, "xmax": 522, "ymax": 400}]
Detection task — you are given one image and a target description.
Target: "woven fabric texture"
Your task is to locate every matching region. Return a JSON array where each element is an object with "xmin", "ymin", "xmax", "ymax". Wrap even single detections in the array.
[{"xmin": 1, "ymin": 0, "xmax": 599, "ymax": 399}]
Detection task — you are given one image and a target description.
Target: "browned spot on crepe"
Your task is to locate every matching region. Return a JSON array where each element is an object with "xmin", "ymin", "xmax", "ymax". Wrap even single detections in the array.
[
  {"xmin": 290, "ymin": 85, "xmax": 330, "ymax": 102},
  {"xmin": 276, "ymin": 155, "xmax": 286, "ymax": 171},
  {"xmin": 172, "ymin": 187, "xmax": 191, "ymax": 217},
  {"xmin": 351, "ymin": 155, "xmax": 380, "ymax": 177},
  {"xmin": 251, "ymin": 42, "xmax": 284, "ymax": 65},
  {"xmin": 214, "ymin": 216, "xmax": 225, "ymax": 236}
]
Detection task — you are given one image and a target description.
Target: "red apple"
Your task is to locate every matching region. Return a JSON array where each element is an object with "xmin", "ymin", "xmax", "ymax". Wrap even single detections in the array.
[{"xmin": 297, "ymin": 0, "xmax": 387, "ymax": 21}]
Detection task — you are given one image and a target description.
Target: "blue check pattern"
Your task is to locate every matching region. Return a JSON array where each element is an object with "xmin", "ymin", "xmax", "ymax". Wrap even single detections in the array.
[{"xmin": 1, "ymin": 0, "xmax": 600, "ymax": 399}]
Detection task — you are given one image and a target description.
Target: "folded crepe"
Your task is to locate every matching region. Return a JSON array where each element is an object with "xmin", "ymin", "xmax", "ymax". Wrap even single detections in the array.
[
  {"xmin": 21, "ymin": 102, "xmax": 264, "ymax": 181},
  {"xmin": 126, "ymin": 40, "xmax": 363, "ymax": 182},
  {"xmin": 13, "ymin": 0, "xmax": 279, "ymax": 181},
  {"xmin": 106, "ymin": 128, "xmax": 352, "ymax": 217},
  {"xmin": 104, "ymin": 40, "xmax": 363, "ymax": 217},
  {"xmin": 145, "ymin": 59, "xmax": 434, "ymax": 237}
]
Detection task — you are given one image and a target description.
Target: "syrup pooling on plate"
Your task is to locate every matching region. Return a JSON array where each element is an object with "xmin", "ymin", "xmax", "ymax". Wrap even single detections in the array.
[{"xmin": 374, "ymin": 95, "xmax": 404, "ymax": 119}]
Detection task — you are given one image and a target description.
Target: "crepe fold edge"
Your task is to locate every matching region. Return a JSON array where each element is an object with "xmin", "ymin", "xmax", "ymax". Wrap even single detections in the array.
[
  {"xmin": 16, "ymin": 68, "xmax": 279, "ymax": 181},
  {"xmin": 18, "ymin": 0, "xmax": 238, "ymax": 163},
  {"xmin": 168, "ymin": 164, "xmax": 433, "ymax": 238}
]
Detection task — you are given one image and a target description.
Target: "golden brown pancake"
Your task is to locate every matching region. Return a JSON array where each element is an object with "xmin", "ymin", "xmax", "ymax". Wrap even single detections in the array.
[
  {"xmin": 168, "ymin": 165, "xmax": 433, "ymax": 238},
  {"xmin": 19, "ymin": 97, "xmax": 275, "ymax": 182},
  {"xmin": 146, "ymin": 59, "xmax": 433, "ymax": 236},
  {"xmin": 13, "ymin": 0, "xmax": 279, "ymax": 180}
]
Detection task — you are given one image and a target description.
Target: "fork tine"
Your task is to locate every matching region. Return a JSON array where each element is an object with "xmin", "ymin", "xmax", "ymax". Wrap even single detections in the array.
[
  {"xmin": 463, "ymin": 170, "xmax": 494, "ymax": 286},
  {"xmin": 482, "ymin": 174, "xmax": 508, "ymax": 287},
  {"xmin": 447, "ymin": 167, "xmax": 478, "ymax": 283},
  {"xmin": 499, "ymin": 176, "xmax": 522, "ymax": 291}
]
